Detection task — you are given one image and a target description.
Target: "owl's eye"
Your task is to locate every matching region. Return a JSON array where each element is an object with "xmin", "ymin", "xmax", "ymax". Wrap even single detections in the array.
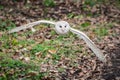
[
  {"xmin": 65, "ymin": 25, "xmax": 67, "ymax": 28},
  {"xmin": 59, "ymin": 25, "xmax": 62, "ymax": 28}
]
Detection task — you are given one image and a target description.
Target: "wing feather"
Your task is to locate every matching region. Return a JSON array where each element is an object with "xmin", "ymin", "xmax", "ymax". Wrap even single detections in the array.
[
  {"xmin": 70, "ymin": 28, "xmax": 106, "ymax": 62},
  {"xmin": 8, "ymin": 20, "xmax": 55, "ymax": 33}
]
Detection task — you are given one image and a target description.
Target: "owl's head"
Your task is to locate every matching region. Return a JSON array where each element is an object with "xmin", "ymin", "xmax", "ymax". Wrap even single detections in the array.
[{"xmin": 55, "ymin": 21, "xmax": 70, "ymax": 34}]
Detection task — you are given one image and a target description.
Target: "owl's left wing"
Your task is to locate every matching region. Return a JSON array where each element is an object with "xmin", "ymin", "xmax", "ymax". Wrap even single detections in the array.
[{"xmin": 70, "ymin": 28, "xmax": 106, "ymax": 62}]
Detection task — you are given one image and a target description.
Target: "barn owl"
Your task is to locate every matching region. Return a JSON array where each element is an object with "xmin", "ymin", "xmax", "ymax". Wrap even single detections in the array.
[{"xmin": 8, "ymin": 20, "xmax": 106, "ymax": 62}]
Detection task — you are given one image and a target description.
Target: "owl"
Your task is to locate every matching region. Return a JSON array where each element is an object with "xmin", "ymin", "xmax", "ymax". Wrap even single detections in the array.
[{"xmin": 9, "ymin": 20, "xmax": 106, "ymax": 62}]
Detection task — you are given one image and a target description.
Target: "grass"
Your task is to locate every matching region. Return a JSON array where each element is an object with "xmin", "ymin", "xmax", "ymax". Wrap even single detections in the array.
[
  {"xmin": 93, "ymin": 27, "xmax": 108, "ymax": 37},
  {"xmin": 67, "ymin": 13, "xmax": 75, "ymax": 18},
  {"xmin": 0, "ymin": 18, "xmax": 115, "ymax": 79},
  {"xmin": 0, "ymin": 5, "xmax": 4, "ymax": 10},
  {"xmin": 0, "ymin": 26, "xmax": 84, "ymax": 79},
  {"xmin": 43, "ymin": 0, "xmax": 55, "ymax": 7},
  {"xmin": 92, "ymin": 22, "xmax": 115, "ymax": 37},
  {"xmin": 0, "ymin": 19, "xmax": 16, "ymax": 31},
  {"xmin": 0, "ymin": 53, "xmax": 45, "ymax": 80}
]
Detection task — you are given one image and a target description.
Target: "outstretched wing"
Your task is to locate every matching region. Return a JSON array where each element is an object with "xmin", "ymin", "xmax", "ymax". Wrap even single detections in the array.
[
  {"xmin": 70, "ymin": 28, "xmax": 106, "ymax": 62},
  {"xmin": 8, "ymin": 20, "xmax": 55, "ymax": 33}
]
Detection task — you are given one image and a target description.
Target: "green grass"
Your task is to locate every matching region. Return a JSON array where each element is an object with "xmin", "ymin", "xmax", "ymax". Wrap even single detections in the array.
[
  {"xmin": 43, "ymin": 0, "xmax": 55, "ymax": 7},
  {"xmin": 0, "ymin": 5, "xmax": 4, "ymax": 10},
  {"xmin": 0, "ymin": 20, "xmax": 114, "ymax": 79},
  {"xmin": 0, "ymin": 19, "xmax": 16, "ymax": 31},
  {"xmin": 0, "ymin": 53, "xmax": 45, "ymax": 80},
  {"xmin": 93, "ymin": 27, "xmax": 108, "ymax": 37},
  {"xmin": 80, "ymin": 22, "xmax": 91, "ymax": 31},
  {"xmin": 67, "ymin": 13, "xmax": 75, "ymax": 18},
  {"xmin": 0, "ymin": 34, "xmax": 11, "ymax": 49},
  {"xmin": 92, "ymin": 23, "xmax": 114, "ymax": 37},
  {"xmin": 81, "ymin": 22, "xmax": 91, "ymax": 28}
]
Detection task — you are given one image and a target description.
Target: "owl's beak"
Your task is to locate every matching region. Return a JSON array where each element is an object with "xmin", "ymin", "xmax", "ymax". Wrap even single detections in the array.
[{"xmin": 61, "ymin": 29, "xmax": 65, "ymax": 32}]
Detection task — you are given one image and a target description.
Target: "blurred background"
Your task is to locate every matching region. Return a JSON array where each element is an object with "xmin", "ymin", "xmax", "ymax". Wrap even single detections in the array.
[{"xmin": 0, "ymin": 0, "xmax": 120, "ymax": 80}]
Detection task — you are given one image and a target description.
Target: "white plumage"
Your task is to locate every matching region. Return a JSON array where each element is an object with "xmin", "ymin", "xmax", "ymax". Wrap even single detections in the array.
[
  {"xmin": 8, "ymin": 20, "xmax": 106, "ymax": 62},
  {"xmin": 55, "ymin": 21, "xmax": 70, "ymax": 34}
]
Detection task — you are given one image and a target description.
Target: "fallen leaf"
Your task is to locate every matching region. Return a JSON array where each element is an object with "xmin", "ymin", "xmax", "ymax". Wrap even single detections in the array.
[
  {"xmin": 35, "ymin": 52, "xmax": 42, "ymax": 58},
  {"xmin": 48, "ymin": 49, "xmax": 57, "ymax": 54},
  {"xmin": 0, "ymin": 32, "xmax": 3, "ymax": 37},
  {"xmin": 24, "ymin": 57, "xmax": 30, "ymax": 63},
  {"xmin": 26, "ymin": 71, "xmax": 38, "ymax": 77}
]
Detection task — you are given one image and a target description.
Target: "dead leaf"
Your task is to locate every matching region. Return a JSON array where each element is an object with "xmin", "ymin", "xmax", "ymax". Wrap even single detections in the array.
[
  {"xmin": 19, "ymin": 56, "xmax": 24, "ymax": 60},
  {"xmin": 26, "ymin": 71, "xmax": 38, "ymax": 77},
  {"xmin": 48, "ymin": 49, "xmax": 56, "ymax": 54},
  {"xmin": 35, "ymin": 52, "xmax": 42, "ymax": 58},
  {"xmin": 24, "ymin": 57, "xmax": 30, "ymax": 63},
  {"xmin": 0, "ymin": 32, "xmax": 3, "ymax": 37}
]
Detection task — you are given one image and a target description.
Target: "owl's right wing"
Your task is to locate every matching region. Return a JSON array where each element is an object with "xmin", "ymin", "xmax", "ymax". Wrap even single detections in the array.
[{"xmin": 8, "ymin": 20, "xmax": 55, "ymax": 33}]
